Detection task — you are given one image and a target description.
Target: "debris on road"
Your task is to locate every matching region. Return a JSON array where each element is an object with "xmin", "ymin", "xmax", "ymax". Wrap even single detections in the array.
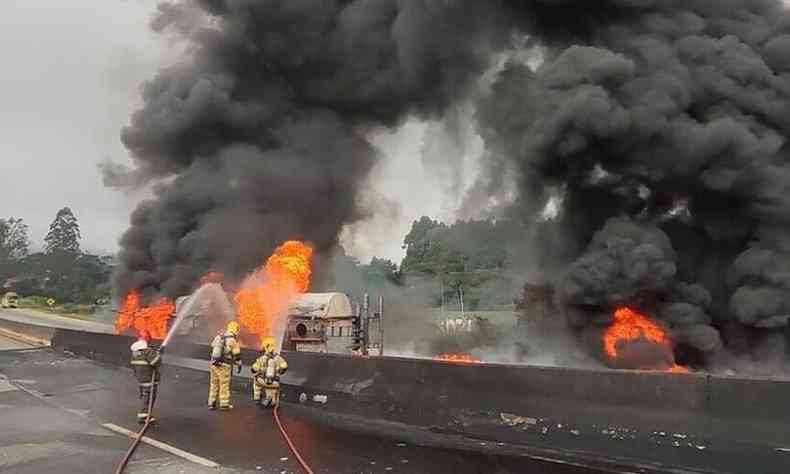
[{"xmin": 500, "ymin": 413, "xmax": 537, "ymax": 427}]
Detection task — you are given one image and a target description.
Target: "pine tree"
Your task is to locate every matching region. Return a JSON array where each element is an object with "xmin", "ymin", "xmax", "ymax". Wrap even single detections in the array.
[
  {"xmin": 0, "ymin": 217, "xmax": 29, "ymax": 282},
  {"xmin": 0, "ymin": 217, "xmax": 29, "ymax": 262},
  {"xmin": 45, "ymin": 207, "xmax": 81, "ymax": 255}
]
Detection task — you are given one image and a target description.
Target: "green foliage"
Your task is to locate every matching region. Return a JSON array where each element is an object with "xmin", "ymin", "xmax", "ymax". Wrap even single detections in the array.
[
  {"xmin": 0, "ymin": 217, "xmax": 30, "ymax": 281},
  {"xmin": 37, "ymin": 253, "xmax": 112, "ymax": 304},
  {"xmin": 1, "ymin": 211, "xmax": 111, "ymax": 306},
  {"xmin": 401, "ymin": 216, "xmax": 508, "ymax": 275},
  {"xmin": 19, "ymin": 296, "xmax": 94, "ymax": 316},
  {"xmin": 0, "ymin": 217, "xmax": 29, "ymax": 261},
  {"xmin": 400, "ymin": 216, "xmax": 520, "ymax": 310},
  {"xmin": 324, "ymin": 251, "xmax": 402, "ymax": 298},
  {"xmin": 45, "ymin": 207, "xmax": 81, "ymax": 255},
  {"xmin": 361, "ymin": 257, "xmax": 401, "ymax": 288},
  {"xmin": 19, "ymin": 295, "xmax": 49, "ymax": 307}
]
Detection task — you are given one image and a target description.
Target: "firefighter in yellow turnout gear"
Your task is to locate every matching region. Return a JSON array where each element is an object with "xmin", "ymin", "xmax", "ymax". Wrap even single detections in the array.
[
  {"xmin": 130, "ymin": 330, "xmax": 162, "ymax": 424},
  {"xmin": 208, "ymin": 321, "xmax": 242, "ymax": 410},
  {"xmin": 251, "ymin": 336, "xmax": 288, "ymax": 408}
]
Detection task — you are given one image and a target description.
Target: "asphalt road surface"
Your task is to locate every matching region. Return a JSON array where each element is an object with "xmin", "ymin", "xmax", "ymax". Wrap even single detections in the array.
[{"xmin": 0, "ymin": 347, "xmax": 609, "ymax": 474}]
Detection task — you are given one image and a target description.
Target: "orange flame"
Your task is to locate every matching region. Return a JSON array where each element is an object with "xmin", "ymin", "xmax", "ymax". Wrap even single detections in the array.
[
  {"xmin": 234, "ymin": 240, "xmax": 313, "ymax": 344},
  {"xmin": 435, "ymin": 352, "xmax": 481, "ymax": 363},
  {"xmin": 604, "ymin": 307, "xmax": 688, "ymax": 373},
  {"xmin": 114, "ymin": 290, "xmax": 176, "ymax": 339}
]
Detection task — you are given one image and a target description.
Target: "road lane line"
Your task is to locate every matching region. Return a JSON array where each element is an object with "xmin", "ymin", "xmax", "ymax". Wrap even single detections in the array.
[
  {"xmin": 0, "ymin": 327, "xmax": 48, "ymax": 347},
  {"xmin": 102, "ymin": 423, "xmax": 220, "ymax": 468}
]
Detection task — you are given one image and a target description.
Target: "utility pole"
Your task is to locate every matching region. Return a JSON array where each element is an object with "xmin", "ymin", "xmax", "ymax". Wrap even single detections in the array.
[
  {"xmin": 378, "ymin": 295, "xmax": 384, "ymax": 356},
  {"xmin": 440, "ymin": 276, "xmax": 445, "ymax": 322},
  {"xmin": 362, "ymin": 293, "xmax": 370, "ymax": 356},
  {"xmin": 459, "ymin": 286, "xmax": 465, "ymax": 317}
]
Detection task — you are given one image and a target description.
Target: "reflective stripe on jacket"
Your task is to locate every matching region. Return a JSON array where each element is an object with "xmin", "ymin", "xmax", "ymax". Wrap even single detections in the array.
[
  {"xmin": 251, "ymin": 352, "xmax": 288, "ymax": 383},
  {"xmin": 131, "ymin": 347, "xmax": 161, "ymax": 383}
]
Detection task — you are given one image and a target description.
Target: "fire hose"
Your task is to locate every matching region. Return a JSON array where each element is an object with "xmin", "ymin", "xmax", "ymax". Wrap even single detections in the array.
[
  {"xmin": 114, "ymin": 363, "xmax": 315, "ymax": 474},
  {"xmin": 114, "ymin": 370, "xmax": 158, "ymax": 474},
  {"xmin": 274, "ymin": 402, "xmax": 315, "ymax": 474}
]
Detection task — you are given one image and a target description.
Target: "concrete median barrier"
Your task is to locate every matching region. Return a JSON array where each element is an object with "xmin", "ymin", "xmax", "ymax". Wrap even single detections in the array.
[
  {"xmin": 41, "ymin": 327, "xmax": 790, "ymax": 460},
  {"xmin": 706, "ymin": 374, "xmax": 790, "ymax": 446},
  {"xmin": 277, "ymin": 352, "xmax": 710, "ymax": 435},
  {"xmin": 0, "ymin": 317, "xmax": 56, "ymax": 346}
]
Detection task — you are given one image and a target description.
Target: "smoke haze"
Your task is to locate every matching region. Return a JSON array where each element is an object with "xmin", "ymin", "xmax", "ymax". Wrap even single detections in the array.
[
  {"xmin": 110, "ymin": 0, "xmax": 515, "ymax": 297},
  {"xmin": 474, "ymin": 0, "xmax": 790, "ymax": 367},
  {"xmin": 112, "ymin": 0, "xmax": 790, "ymax": 369}
]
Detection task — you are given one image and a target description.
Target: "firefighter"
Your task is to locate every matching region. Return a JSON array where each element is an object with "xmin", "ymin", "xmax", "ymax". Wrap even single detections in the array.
[
  {"xmin": 251, "ymin": 336, "xmax": 288, "ymax": 408},
  {"xmin": 208, "ymin": 320, "xmax": 242, "ymax": 410},
  {"xmin": 130, "ymin": 330, "xmax": 162, "ymax": 424}
]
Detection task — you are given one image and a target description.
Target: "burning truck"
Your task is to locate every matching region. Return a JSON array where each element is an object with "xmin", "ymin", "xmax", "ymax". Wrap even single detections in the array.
[
  {"xmin": 168, "ymin": 289, "xmax": 384, "ymax": 355},
  {"xmin": 282, "ymin": 292, "xmax": 383, "ymax": 355},
  {"xmin": 115, "ymin": 237, "xmax": 384, "ymax": 356}
]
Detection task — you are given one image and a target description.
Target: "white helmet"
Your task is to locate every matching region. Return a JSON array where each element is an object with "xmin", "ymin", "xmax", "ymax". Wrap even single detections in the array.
[{"xmin": 130, "ymin": 339, "xmax": 148, "ymax": 351}]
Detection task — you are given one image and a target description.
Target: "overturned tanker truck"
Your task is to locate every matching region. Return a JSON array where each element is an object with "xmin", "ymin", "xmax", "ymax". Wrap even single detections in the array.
[
  {"xmin": 282, "ymin": 292, "xmax": 383, "ymax": 356},
  {"xmin": 173, "ymin": 288, "xmax": 383, "ymax": 355}
]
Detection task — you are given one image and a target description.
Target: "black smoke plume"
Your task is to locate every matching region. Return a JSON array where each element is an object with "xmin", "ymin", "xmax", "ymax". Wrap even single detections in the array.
[
  {"xmin": 111, "ymin": 0, "xmax": 790, "ymax": 369},
  {"xmin": 110, "ymin": 0, "xmax": 514, "ymax": 297},
  {"xmin": 477, "ymin": 0, "xmax": 790, "ymax": 368}
]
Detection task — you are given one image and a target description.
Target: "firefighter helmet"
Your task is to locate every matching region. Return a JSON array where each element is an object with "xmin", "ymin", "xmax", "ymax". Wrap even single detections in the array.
[
  {"xmin": 226, "ymin": 321, "xmax": 240, "ymax": 335},
  {"xmin": 261, "ymin": 336, "xmax": 276, "ymax": 352}
]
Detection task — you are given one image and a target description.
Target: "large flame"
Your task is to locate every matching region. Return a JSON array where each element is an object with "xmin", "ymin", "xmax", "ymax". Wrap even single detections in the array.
[
  {"xmin": 114, "ymin": 290, "xmax": 176, "ymax": 339},
  {"xmin": 604, "ymin": 307, "xmax": 688, "ymax": 373},
  {"xmin": 234, "ymin": 240, "xmax": 313, "ymax": 344},
  {"xmin": 435, "ymin": 352, "xmax": 482, "ymax": 363}
]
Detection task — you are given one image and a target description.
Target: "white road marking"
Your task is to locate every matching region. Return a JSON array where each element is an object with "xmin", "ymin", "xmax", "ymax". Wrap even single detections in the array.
[
  {"xmin": 777, "ymin": 448, "xmax": 790, "ymax": 453},
  {"xmin": 101, "ymin": 423, "xmax": 220, "ymax": 468},
  {"xmin": 66, "ymin": 408, "xmax": 91, "ymax": 417},
  {"xmin": 0, "ymin": 327, "xmax": 49, "ymax": 347},
  {"xmin": 0, "ymin": 379, "xmax": 19, "ymax": 392}
]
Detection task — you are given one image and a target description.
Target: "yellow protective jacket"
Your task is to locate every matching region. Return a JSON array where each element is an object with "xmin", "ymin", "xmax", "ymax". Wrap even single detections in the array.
[
  {"xmin": 210, "ymin": 332, "xmax": 241, "ymax": 366},
  {"xmin": 251, "ymin": 352, "xmax": 288, "ymax": 385}
]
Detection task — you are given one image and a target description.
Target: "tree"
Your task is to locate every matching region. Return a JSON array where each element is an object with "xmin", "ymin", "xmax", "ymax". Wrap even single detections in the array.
[
  {"xmin": 401, "ymin": 216, "xmax": 447, "ymax": 274},
  {"xmin": 401, "ymin": 216, "xmax": 509, "ymax": 276},
  {"xmin": 360, "ymin": 258, "xmax": 401, "ymax": 288},
  {"xmin": 70, "ymin": 253, "xmax": 113, "ymax": 304},
  {"xmin": 399, "ymin": 216, "xmax": 525, "ymax": 310},
  {"xmin": 0, "ymin": 217, "xmax": 30, "ymax": 282},
  {"xmin": 45, "ymin": 207, "xmax": 81, "ymax": 255},
  {"xmin": 0, "ymin": 217, "xmax": 29, "ymax": 262}
]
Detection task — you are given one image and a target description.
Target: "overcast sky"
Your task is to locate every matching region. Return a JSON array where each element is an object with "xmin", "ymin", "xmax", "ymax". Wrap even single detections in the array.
[
  {"xmin": 8, "ymin": 2, "xmax": 784, "ymax": 262},
  {"xmin": 0, "ymin": 0, "xmax": 165, "ymax": 254}
]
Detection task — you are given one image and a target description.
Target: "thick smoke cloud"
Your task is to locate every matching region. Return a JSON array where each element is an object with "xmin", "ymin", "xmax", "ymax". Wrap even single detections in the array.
[
  {"xmin": 559, "ymin": 217, "xmax": 677, "ymax": 308},
  {"xmin": 476, "ymin": 0, "xmax": 790, "ymax": 363},
  {"xmin": 112, "ymin": 0, "xmax": 514, "ymax": 296},
  {"xmin": 113, "ymin": 0, "xmax": 790, "ymax": 368}
]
